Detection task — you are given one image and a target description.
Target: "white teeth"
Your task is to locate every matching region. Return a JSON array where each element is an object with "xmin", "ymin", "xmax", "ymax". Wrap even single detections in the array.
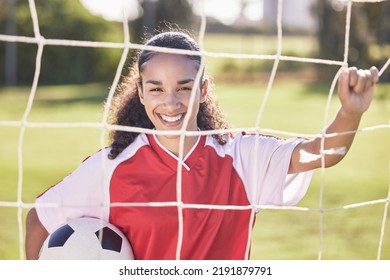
[{"xmin": 160, "ymin": 114, "xmax": 183, "ymax": 122}]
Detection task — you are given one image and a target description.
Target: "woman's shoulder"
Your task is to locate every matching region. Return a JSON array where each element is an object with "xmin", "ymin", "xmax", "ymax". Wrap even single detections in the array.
[
  {"xmin": 219, "ymin": 131, "xmax": 301, "ymax": 151},
  {"xmin": 78, "ymin": 134, "xmax": 150, "ymax": 166},
  {"xmin": 107, "ymin": 133, "xmax": 150, "ymax": 160}
]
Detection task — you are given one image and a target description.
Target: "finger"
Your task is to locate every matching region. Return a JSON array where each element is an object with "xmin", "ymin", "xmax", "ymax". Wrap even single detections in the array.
[
  {"xmin": 338, "ymin": 67, "xmax": 350, "ymax": 98},
  {"xmin": 370, "ymin": 66, "xmax": 379, "ymax": 83},
  {"xmin": 348, "ymin": 67, "xmax": 358, "ymax": 87},
  {"xmin": 353, "ymin": 69, "xmax": 367, "ymax": 94},
  {"xmin": 363, "ymin": 69, "xmax": 373, "ymax": 92}
]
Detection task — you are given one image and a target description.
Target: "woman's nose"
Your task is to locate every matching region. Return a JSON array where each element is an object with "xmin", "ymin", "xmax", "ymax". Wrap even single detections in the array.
[{"xmin": 163, "ymin": 92, "xmax": 180, "ymax": 109}]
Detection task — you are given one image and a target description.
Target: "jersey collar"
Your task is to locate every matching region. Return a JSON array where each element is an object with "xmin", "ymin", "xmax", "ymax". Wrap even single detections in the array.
[{"xmin": 146, "ymin": 132, "xmax": 206, "ymax": 172}]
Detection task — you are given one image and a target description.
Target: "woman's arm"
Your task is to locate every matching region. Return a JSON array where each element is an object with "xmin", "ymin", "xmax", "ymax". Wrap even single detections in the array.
[
  {"xmin": 289, "ymin": 66, "xmax": 379, "ymax": 174},
  {"xmin": 25, "ymin": 208, "xmax": 49, "ymax": 260}
]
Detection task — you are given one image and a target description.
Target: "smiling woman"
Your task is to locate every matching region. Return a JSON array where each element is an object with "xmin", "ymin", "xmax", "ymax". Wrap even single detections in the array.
[
  {"xmin": 25, "ymin": 30, "xmax": 312, "ymax": 260},
  {"xmin": 138, "ymin": 53, "xmax": 207, "ymax": 154},
  {"xmin": 108, "ymin": 30, "xmax": 229, "ymax": 159}
]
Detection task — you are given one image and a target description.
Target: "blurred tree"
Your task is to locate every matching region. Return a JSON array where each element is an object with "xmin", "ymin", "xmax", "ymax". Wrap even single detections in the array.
[
  {"xmin": 0, "ymin": 0, "xmax": 123, "ymax": 85},
  {"xmin": 120, "ymin": 0, "xmax": 195, "ymax": 76},
  {"xmin": 3, "ymin": 0, "xmax": 18, "ymax": 86},
  {"xmin": 129, "ymin": 0, "xmax": 195, "ymax": 43},
  {"xmin": 312, "ymin": 0, "xmax": 389, "ymax": 82},
  {"xmin": 0, "ymin": 0, "xmax": 196, "ymax": 85}
]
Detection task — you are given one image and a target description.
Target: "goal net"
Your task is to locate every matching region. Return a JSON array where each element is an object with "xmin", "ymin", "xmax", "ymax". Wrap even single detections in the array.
[{"xmin": 0, "ymin": 0, "xmax": 389, "ymax": 260}]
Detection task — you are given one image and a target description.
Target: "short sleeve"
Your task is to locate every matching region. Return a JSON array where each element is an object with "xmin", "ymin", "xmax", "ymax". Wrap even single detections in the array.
[
  {"xmin": 229, "ymin": 133, "xmax": 313, "ymax": 208},
  {"xmin": 35, "ymin": 149, "xmax": 111, "ymax": 233}
]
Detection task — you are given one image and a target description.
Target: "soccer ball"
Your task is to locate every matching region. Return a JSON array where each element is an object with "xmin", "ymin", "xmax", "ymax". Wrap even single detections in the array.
[{"xmin": 38, "ymin": 217, "xmax": 134, "ymax": 260}]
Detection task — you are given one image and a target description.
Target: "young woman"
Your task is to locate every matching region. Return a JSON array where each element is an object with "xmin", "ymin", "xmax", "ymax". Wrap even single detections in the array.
[{"xmin": 25, "ymin": 30, "xmax": 379, "ymax": 260}]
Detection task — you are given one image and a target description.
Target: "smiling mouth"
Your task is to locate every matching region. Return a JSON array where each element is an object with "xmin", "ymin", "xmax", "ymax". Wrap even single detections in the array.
[{"xmin": 159, "ymin": 113, "xmax": 184, "ymax": 124}]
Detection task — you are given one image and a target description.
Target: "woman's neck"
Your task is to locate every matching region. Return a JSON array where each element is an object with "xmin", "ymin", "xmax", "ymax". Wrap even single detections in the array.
[{"xmin": 156, "ymin": 134, "xmax": 200, "ymax": 158}]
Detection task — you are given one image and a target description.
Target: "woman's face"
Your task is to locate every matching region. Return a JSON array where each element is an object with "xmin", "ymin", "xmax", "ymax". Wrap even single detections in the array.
[{"xmin": 138, "ymin": 53, "xmax": 207, "ymax": 138}]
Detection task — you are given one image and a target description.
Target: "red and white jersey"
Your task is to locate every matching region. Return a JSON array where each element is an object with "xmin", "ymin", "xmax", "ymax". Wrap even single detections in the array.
[{"xmin": 36, "ymin": 132, "xmax": 312, "ymax": 260}]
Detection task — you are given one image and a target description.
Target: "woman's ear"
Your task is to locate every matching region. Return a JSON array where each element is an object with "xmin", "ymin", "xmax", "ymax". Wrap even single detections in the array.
[
  {"xmin": 137, "ymin": 80, "xmax": 144, "ymax": 105},
  {"xmin": 200, "ymin": 79, "xmax": 208, "ymax": 103}
]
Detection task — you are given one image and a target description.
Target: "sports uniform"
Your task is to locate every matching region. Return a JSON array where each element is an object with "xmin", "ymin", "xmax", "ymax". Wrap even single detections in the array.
[{"xmin": 35, "ymin": 132, "xmax": 312, "ymax": 260}]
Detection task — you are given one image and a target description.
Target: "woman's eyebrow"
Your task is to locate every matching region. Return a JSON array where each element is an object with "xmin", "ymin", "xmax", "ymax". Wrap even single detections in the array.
[
  {"xmin": 145, "ymin": 79, "xmax": 162, "ymax": 85},
  {"xmin": 145, "ymin": 79, "xmax": 194, "ymax": 85},
  {"xmin": 178, "ymin": 78, "xmax": 194, "ymax": 85}
]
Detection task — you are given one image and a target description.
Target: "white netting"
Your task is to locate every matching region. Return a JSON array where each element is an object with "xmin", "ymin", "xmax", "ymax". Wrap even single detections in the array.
[{"xmin": 0, "ymin": 0, "xmax": 389, "ymax": 260}]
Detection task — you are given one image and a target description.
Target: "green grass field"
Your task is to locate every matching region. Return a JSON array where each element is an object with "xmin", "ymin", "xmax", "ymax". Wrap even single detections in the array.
[{"xmin": 0, "ymin": 78, "xmax": 388, "ymax": 260}]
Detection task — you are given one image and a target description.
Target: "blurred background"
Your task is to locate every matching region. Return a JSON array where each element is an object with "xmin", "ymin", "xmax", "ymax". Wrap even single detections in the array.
[
  {"xmin": 0, "ymin": 0, "xmax": 389, "ymax": 260},
  {"xmin": 1, "ymin": 0, "xmax": 389, "ymax": 85}
]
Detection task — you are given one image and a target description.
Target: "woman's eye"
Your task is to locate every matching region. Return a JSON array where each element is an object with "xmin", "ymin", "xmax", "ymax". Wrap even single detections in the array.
[
  {"xmin": 150, "ymin": 88, "xmax": 162, "ymax": 92},
  {"xmin": 178, "ymin": 87, "xmax": 192, "ymax": 92}
]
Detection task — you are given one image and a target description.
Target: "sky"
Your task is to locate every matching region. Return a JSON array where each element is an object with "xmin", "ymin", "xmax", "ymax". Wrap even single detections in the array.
[{"xmin": 80, "ymin": 0, "xmax": 264, "ymax": 25}]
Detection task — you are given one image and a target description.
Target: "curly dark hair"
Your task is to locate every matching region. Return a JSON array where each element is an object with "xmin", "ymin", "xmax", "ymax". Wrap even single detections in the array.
[{"xmin": 107, "ymin": 30, "xmax": 230, "ymax": 160}]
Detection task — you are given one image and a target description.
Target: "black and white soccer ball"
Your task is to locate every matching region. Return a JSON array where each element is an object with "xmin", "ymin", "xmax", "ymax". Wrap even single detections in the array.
[{"xmin": 38, "ymin": 217, "xmax": 134, "ymax": 260}]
